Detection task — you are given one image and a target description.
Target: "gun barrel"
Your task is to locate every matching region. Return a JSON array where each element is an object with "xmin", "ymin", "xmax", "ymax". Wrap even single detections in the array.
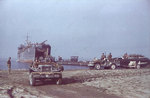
[{"xmin": 41, "ymin": 40, "xmax": 47, "ymax": 44}]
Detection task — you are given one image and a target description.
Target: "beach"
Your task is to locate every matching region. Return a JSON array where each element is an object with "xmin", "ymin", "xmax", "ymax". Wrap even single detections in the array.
[{"xmin": 0, "ymin": 68, "xmax": 150, "ymax": 98}]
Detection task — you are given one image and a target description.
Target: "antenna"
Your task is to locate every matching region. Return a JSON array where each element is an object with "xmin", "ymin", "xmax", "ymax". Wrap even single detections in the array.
[
  {"xmin": 105, "ymin": 51, "xmax": 106, "ymax": 56},
  {"xmin": 26, "ymin": 33, "xmax": 29, "ymax": 44}
]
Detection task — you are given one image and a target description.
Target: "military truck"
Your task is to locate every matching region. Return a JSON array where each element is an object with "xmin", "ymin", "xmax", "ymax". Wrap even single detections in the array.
[
  {"xmin": 29, "ymin": 63, "xmax": 64, "ymax": 86},
  {"xmin": 88, "ymin": 58, "xmax": 118, "ymax": 70}
]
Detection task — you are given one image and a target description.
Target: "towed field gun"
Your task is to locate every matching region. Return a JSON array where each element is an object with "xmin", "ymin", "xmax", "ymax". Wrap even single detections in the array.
[{"xmin": 116, "ymin": 54, "xmax": 150, "ymax": 69}]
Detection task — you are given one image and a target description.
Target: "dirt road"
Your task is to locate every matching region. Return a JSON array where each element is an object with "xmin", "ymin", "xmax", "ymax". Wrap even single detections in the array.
[{"xmin": 0, "ymin": 68, "xmax": 150, "ymax": 98}]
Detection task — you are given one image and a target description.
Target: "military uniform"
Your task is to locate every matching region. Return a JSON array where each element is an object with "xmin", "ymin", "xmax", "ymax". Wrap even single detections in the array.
[
  {"xmin": 107, "ymin": 53, "xmax": 112, "ymax": 61},
  {"xmin": 123, "ymin": 53, "xmax": 128, "ymax": 59},
  {"xmin": 7, "ymin": 57, "xmax": 11, "ymax": 74},
  {"xmin": 101, "ymin": 53, "xmax": 106, "ymax": 60},
  {"xmin": 33, "ymin": 60, "xmax": 39, "ymax": 68}
]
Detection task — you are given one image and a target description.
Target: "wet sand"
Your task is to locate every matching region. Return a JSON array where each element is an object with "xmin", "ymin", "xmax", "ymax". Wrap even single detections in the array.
[{"xmin": 0, "ymin": 68, "xmax": 150, "ymax": 98}]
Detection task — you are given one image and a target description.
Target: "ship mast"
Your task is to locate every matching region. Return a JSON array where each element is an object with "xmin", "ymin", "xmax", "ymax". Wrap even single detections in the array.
[{"xmin": 26, "ymin": 33, "xmax": 29, "ymax": 45}]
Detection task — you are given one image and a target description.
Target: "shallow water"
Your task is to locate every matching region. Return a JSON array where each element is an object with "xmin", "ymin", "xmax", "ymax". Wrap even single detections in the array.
[{"xmin": 0, "ymin": 58, "xmax": 88, "ymax": 70}]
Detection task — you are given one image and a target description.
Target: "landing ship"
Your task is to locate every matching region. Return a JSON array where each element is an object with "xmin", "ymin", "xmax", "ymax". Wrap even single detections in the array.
[{"xmin": 17, "ymin": 37, "xmax": 51, "ymax": 63}]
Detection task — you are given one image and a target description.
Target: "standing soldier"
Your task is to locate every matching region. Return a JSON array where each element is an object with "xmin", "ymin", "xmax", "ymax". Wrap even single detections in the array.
[
  {"xmin": 107, "ymin": 53, "xmax": 112, "ymax": 61},
  {"xmin": 7, "ymin": 57, "xmax": 11, "ymax": 74}
]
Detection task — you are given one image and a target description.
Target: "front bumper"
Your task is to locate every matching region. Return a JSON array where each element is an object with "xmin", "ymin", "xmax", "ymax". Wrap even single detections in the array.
[{"xmin": 32, "ymin": 73, "xmax": 62, "ymax": 79}]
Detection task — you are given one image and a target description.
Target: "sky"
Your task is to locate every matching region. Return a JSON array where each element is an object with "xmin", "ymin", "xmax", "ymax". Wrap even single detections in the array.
[{"xmin": 0, "ymin": 0, "xmax": 150, "ymax": 60}]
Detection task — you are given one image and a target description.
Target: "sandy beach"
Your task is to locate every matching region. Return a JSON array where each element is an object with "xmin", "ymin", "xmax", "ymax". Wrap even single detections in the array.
[{"xmin": 0, "ymin": 68, "xmax": 150, "ymax": 98}]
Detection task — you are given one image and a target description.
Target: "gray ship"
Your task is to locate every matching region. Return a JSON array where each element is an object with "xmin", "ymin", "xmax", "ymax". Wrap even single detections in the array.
[{"xmin": 17, "ymin": 37, "xmax": 51, "ymax": 63}]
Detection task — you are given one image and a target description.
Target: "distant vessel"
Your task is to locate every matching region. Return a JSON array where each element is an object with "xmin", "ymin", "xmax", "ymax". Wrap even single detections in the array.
[
  {"xmin": 17, "ymin": 36, "xmax": 51, "ymax": 63},
  {"xmin": 57, "ymin": 56, "xmax": 89, "ymax": 66}
]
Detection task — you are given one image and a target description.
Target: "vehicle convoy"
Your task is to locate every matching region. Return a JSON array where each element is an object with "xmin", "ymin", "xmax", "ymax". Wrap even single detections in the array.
[
  {"xmin": 88, "ymin": 54, "xmax": 150, "ymax": 70},
  {"xmin": 29, "ymin": 62, "xmax": 64, "ymax": 86},
  {"xmin": 116, "ymin": 54, "xmax": 150, "ymax": 69},
  {"xmin": 88, "ymin": 58, "xmax": 118, "ymax": 70}
]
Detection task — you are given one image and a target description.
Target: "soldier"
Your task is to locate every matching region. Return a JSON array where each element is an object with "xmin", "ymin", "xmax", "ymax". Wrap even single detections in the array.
[
  {"xmin": 107, "ymin": 53, "xmax": 112, "ymax": 61},
  {"xmin": 7, "ymin": 57, "xmax": 11, "ymax": 74},
  {"xmin": 33, "ymin": 59, "xmax": 39, "ymax": 68},
  {"xmin": 123, "ymin": 53, "xmax": 128, "ymax": 59},
  {"xmin": 101, "ymin": 53, "xmax": 106, "ymax": 60}
]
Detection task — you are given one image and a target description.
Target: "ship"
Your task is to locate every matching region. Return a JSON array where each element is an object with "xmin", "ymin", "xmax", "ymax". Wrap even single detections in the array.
[{"xmin": 17, "ymin": 36, "xmax": 51, "ymax": 63}]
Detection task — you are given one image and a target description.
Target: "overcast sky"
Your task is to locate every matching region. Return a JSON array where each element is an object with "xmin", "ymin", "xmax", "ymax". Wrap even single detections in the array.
[{"xmin": 0, "ymin": 0, "xmax": 150, "ymax": 60}]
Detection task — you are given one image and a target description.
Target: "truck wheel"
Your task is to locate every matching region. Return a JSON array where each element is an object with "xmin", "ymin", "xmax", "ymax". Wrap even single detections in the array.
[
  {"xmin": 136, "ymin": 64, "xmax": 140, "ymax": 69},
  {"xmin": 56, "ymin": 78, "xmax": 62, "ymax": 85},
  {"xmin": 95, "ymin": 64, "xmax": 101, "ymax": 70},
  {"xmin": 29, "ymin": 74, "xmax": 35, "ymax": 86},
  {"xmin": 111, "ymin": 64, "xmax": 116, "ymax": 70}
]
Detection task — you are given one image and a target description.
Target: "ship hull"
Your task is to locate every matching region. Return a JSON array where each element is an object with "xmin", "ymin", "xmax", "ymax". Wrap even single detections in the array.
[
  {"xmin": 17, "ymin": 40, "xmax": 51, "ymax": 63},
  {"xmin": 17, "ymin": 46, "xmax": 35, "ymax": 63},
  {"xmin": 17, "ymin": 59, "xmax": 33, "ymax": 63}
]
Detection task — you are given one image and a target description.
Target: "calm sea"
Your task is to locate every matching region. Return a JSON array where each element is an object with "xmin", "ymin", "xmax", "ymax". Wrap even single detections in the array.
[{"xmin": 0, "ymin": 58, "xmax": 88, "ymax": 70}]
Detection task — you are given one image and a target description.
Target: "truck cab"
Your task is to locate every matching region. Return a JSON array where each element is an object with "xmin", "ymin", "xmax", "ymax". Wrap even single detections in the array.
[{"xmin": 29, "ymin": 64, "xmax": 63, "ymax": 86}]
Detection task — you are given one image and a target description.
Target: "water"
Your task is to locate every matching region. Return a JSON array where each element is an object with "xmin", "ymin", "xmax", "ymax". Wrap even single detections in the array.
[{"xmin": 0, "ymin": 58, "xmax": 88, "ymax": 70}]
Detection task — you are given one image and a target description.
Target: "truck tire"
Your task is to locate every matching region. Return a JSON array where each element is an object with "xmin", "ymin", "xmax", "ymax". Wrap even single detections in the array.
[
  {"xmin": 56, "ymin": 78, "xmax": 62, "ymax": 85},
  {"xmin": 111, "ymin": 64, "xmax": 116, "ymax": 70},
  {"xmin": 29, "ymin": 74, "xmax": 36, "ymax": 86},
  {"xmin": 95, "ymin": 64, "xmax": 101, "ymax": 70}
]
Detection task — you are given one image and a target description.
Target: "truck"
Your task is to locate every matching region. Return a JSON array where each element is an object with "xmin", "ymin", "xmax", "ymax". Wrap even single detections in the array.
[{"xmin": 29, "ymin": 63, "xmax": 63, "ymax": 86}]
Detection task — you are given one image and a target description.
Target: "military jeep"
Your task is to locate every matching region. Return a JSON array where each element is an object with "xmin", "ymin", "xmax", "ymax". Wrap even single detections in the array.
[
  {"xmin": 29, "ymin": 64, "xmax": 63, "ymax": 86},
  {"xmin": 88, "ymin": 58, "xmax": 118, "ymax": 70}
]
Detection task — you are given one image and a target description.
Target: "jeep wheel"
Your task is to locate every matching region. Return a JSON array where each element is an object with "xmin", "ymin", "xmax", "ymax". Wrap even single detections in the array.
[
  {"xmin": 56, "ymin": 78, "xmax": 62, "ymax": 85},
  {"xmin": 95, "ymin": 64, "xmax": 101, "ymax": 70},
  {"xmin": 111, "ymin": 64, "xmax": 116, "ymax": 70},
  {"xmin": 29, "ymin": 74, "xmax": 36, "ymax": 86},
  {"xmin": 136, "ymin": 64, "xmax": 140, "ymax": 69}
]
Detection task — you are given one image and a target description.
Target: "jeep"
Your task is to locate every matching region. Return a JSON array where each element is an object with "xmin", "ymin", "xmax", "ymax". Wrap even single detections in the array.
[{"xmin": 88, "ymin": 58, "xmax": 118, "ymax": 70}]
